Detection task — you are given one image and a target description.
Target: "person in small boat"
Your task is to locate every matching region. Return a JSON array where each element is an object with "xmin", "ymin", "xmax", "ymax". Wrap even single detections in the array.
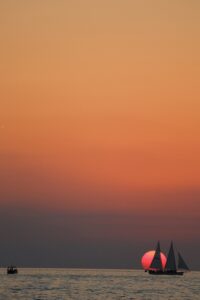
[{"xmin": 7, "ymin": 266, "xmax": 18, "ymax": 274}]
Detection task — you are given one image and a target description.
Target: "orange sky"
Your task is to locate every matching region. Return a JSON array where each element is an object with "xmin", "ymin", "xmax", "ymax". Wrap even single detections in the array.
[{"xmin": 1, "ymin": 0, "xmax": 200, "ymax": 215}]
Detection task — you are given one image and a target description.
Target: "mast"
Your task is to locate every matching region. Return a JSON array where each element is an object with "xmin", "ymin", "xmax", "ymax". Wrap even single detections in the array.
[
  {"xmin": 150, "ymin": 241, "xmax": 163, "ymax": 270},
  {"xmin": 165, "ymin": 241, "xmax": 176, "ymax": 271},
  {"xmin": 178, "ymin": 252, "xmax": 189, "ymax": 271}
]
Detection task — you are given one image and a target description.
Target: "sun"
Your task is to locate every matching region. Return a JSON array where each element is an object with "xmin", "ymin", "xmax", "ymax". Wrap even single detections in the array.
[{"xmin": 141, "ymin": 250, "xmax": 167, "ymax": 270}]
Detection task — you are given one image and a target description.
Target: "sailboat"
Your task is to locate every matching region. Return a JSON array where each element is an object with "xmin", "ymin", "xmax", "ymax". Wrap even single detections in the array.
[{"xmin": 148, "ymin": 241, "xmax": 189, "ymax": 275}]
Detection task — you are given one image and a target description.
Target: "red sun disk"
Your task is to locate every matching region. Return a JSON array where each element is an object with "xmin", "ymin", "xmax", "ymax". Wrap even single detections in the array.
[{"xmin": 141, "ymin": 250, "xmax": 167, "ymax": 270}]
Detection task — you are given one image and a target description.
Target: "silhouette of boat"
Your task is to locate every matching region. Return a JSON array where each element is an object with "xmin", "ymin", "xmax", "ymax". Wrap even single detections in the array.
[
  {"xmin": 7, "ymin": 266, "xmax": 18, "ymax": 274},
  {"xmin": 148, "ymin": 241, "xmax": 189, "ymax": 275}
]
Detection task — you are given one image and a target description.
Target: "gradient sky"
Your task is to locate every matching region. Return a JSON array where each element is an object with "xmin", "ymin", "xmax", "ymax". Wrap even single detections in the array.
[{"xmin": 0, "ymin": 0, "xmax": 200, "ymax": 269}]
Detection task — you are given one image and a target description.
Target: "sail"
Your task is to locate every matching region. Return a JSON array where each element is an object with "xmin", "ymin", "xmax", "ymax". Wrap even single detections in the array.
[
  {"xmin": 165, "ymin": 241, "xmax": 176, "ymax": 271},
  {"xmin": 150, "ymin": 241, "xmax": 163, "ymax": 270},
  {"xmin": 178, "ymin": 252, "xmax": 189, "ymax": 270}
]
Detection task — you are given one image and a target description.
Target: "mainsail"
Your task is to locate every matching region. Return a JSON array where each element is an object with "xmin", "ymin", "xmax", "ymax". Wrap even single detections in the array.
[
  {"xmin": 178, "ymin": 252, "xmax": 189, "ymax": 270},
  {"xmin": 165, "ymin": 241, "xmax": 176, "ymax": 271},
  {"xmin": 150, "ymin": 241, "xmax": 163, "ymax": 270}
]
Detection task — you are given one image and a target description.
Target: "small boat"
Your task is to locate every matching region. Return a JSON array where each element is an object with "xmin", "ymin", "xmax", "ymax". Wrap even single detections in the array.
[
  {"xmin": 7, "ymin": 266, "xmax": 18, "ymax": 274},
  {"xmin": 148, "ymin": 241, "xmax": 189, "ymax": 276}
]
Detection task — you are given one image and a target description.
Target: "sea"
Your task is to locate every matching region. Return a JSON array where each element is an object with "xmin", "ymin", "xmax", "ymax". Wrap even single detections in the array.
[{"xmin": 0, "ymin": 268, "xmax": 200, "ymax": 299}]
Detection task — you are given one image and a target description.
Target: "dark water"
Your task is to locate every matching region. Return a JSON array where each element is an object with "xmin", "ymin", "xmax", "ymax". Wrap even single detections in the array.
[{"xmin": 0, "ymin": 268, "xmax": 199, "ymax": 299}]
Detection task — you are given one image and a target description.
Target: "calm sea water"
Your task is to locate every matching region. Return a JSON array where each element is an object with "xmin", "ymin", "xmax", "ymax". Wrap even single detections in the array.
[{"xmin": 0, "ymin": 268, "xmax": 199, "ymax": 299}]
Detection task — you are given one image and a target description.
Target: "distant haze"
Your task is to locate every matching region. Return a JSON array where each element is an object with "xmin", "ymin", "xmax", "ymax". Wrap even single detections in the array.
[{"xmin": 0, "ymin": 1, "xmax": 200, "ymax": 269}]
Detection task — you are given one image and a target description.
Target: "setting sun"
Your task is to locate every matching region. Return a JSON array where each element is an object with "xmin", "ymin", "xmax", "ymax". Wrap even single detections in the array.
[{"xmin": 141, "ymin": 251, "xmax": 167, "ymax": 270}]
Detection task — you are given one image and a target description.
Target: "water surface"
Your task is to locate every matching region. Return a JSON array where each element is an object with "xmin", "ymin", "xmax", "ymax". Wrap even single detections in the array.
[{"xmin": 0, "ymin": 268, "xmax": 199, "ymax": 299}]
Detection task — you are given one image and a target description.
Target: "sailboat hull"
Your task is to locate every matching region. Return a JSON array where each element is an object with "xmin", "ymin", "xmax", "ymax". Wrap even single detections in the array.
[{"xmin": 148, "ymin": 270, "xmax": 184, "ymax": 276}]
